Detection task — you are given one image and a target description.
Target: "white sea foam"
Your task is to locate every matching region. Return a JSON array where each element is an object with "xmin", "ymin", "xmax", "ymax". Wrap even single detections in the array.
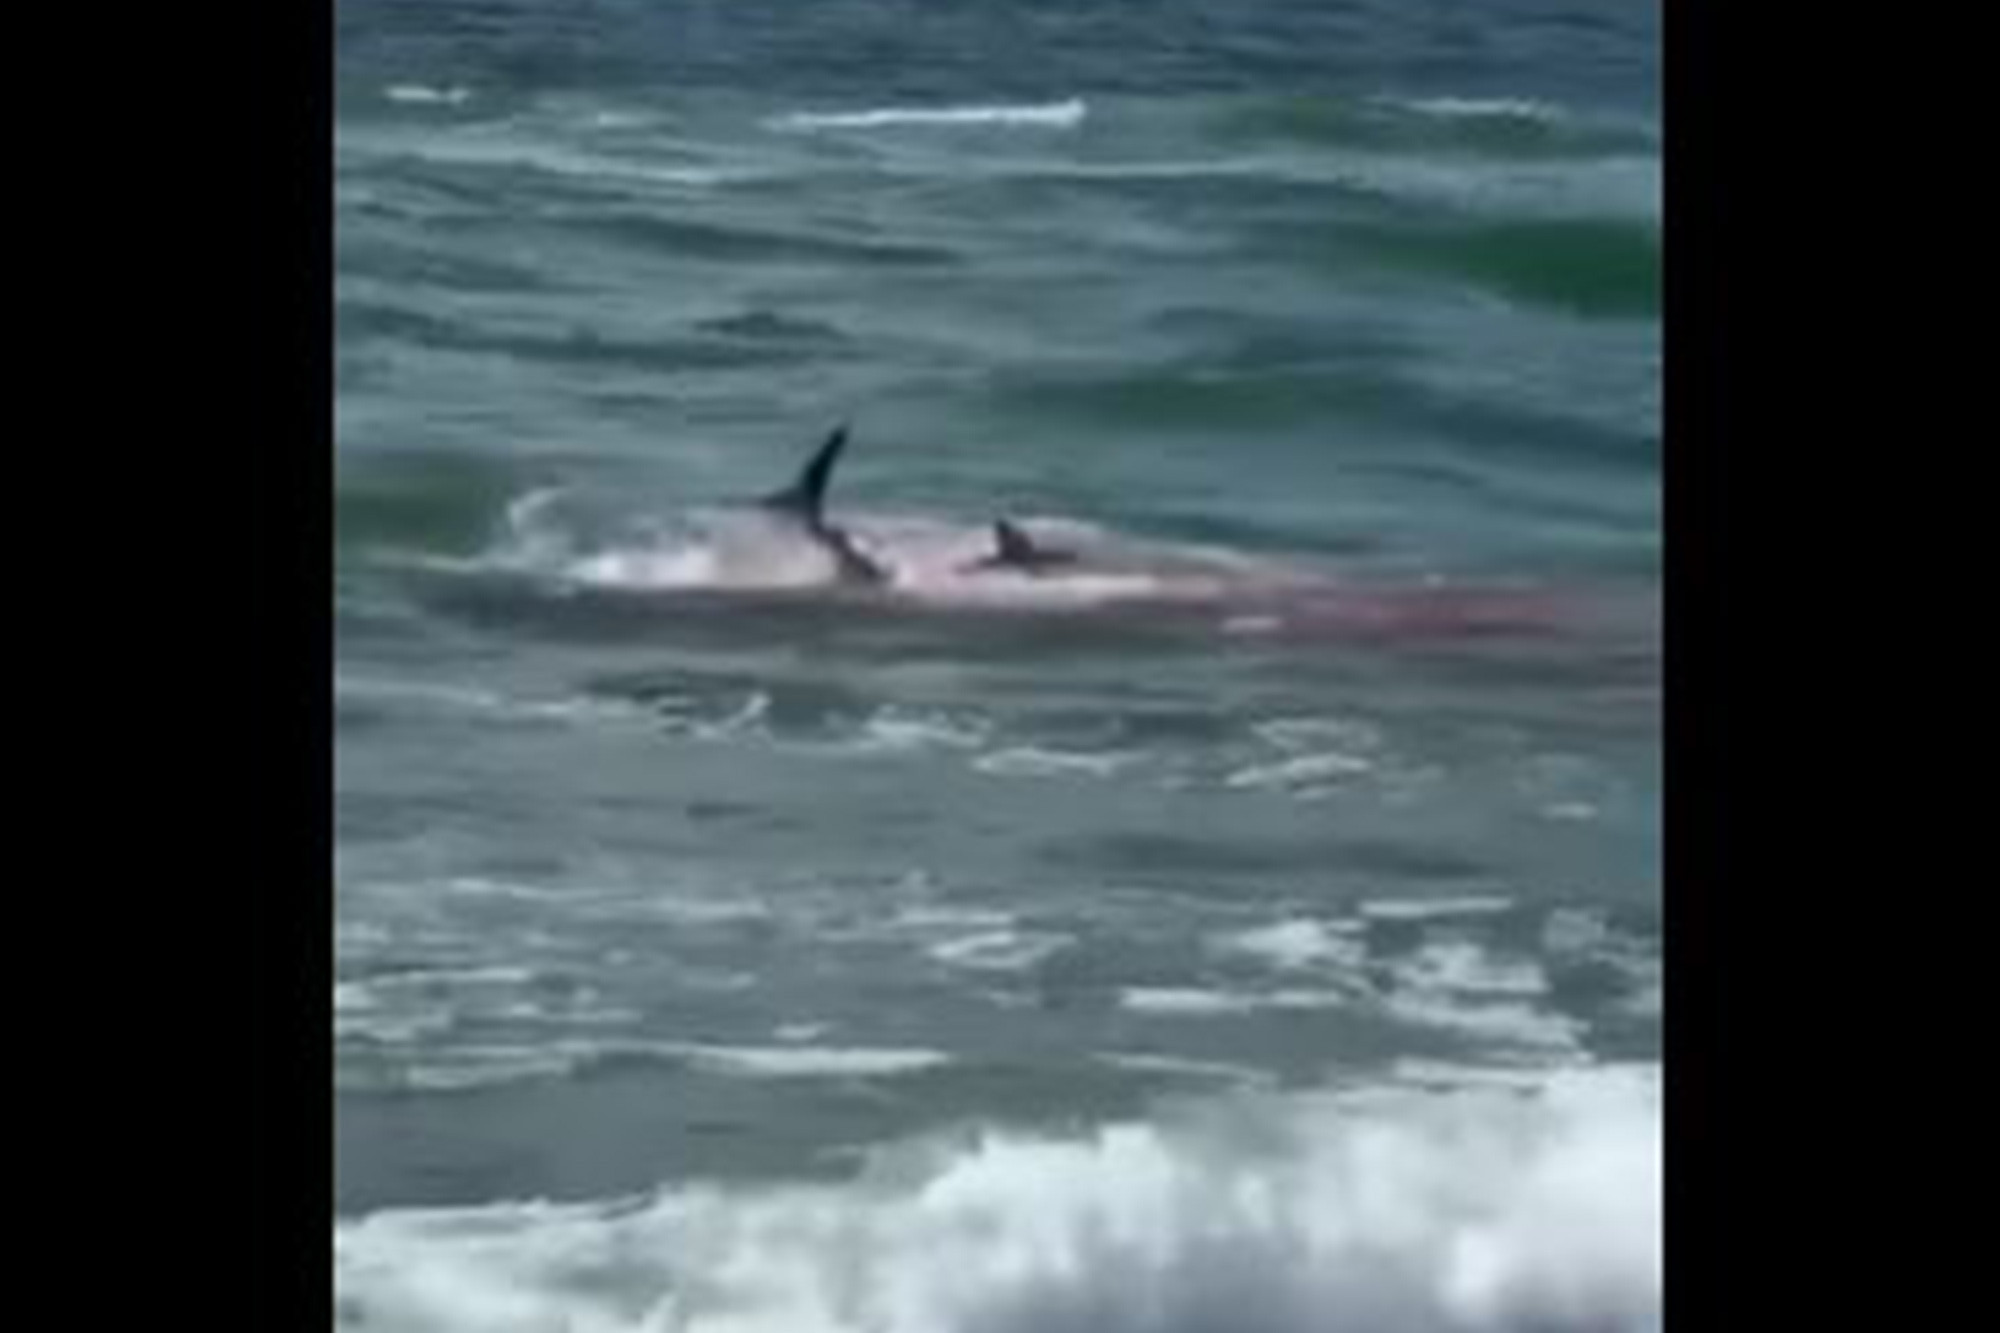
[
  {"xmin": 1399, "ymin": 942, "xmax": 1549, "ymax": 998},
  {"xmin": 1384, "ymin": 992, "xmax": 1581, "ymax": 1051},
  {"xmin": 1218, "ymin": 918, "xmax": 1365, "ymax": 972},
  {"xmin": 772, "ymin": 99, "xmax": 1089, "ymax": 132},
  {"xmin": 391, "ymin": 1047, "xmax": 588, "ymax": 1093},
  {"xmin": 850, "ymin": 707, "xmax": 991, "ymax": 754},
  {"xmin": 887, "ymin": 904, "xmax": 1016, "ymax": 932},
  {"xmin": 675, "ymin": 1044, "xmax": 951, "ymax": 1079},
  {"xmin": 1373, "ymin": 938, "xmax": 1573, "ymax": 1050},
  {"xmin": 1224, "ymin": 750, "xmax": 1374, "ymax": 791},
  {"xmin": 335, "ymin": 1065, "xmax": 1661, "ymax": 1333},
  {"xmin": 975, "ymin": 746, "xmax": 1139, "ymax": 779},
  {"xmin": 1391, "ymin": 96, "xmax": 1565, "ymax": 123},
  {"xmin": 335, "ymin": 673, "xmax": 644, "ymax": 730},
  {"xmin": 1096, "ymin": 1051, "xmax": 1270, "ymax": 1085},
  {"xmin": 345, "ymin": 1036, "xmax": 950, "ymax": 1095},
  {"xmin": 1361, "ymin": 896, "xmax": 1516, "ymax": 923},
  {"xmin": 1120, "ymin": 986, "xmax": 1348, "ymax": 1016},
  {"xmin": 385, "ymin": 84, "xmax": 472, "ymax": 107},
  {"xmin": 928, "ymin": 928, "xmax": 1068, "ymax": 973},
  {"xmin": 1120, "ymin": 986, "xmax": 1262, "ymax": 1016}
]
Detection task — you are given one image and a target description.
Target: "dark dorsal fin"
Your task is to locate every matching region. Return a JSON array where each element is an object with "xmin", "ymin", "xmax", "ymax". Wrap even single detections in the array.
[
  {"xmin": 981, "ymin": 517, "xmax": 1079, "ymax": 573},
  {"xmin": 761, "ymin": 425, "xmax": 850, "ymax": 526},
  {"xmin": 992, "ymin": 518, "xmax": 1040, "ymax": 564},
  {"xmin": 959, "ymin": 517, "xmax": 1079, "ymax": 576}
]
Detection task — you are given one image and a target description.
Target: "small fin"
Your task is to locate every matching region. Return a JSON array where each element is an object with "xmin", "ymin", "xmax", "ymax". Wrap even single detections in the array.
[
  {"xmin": 761, "ymin": 425, "xmax": 849, "ymax": 525},
  {"xmin": 985, "ymin": 517, "xmax": 1076, "ymax": 571},
  {"xmin": 992, "ymin": 518, "xmax": 1040, "ymax": 564},
  {"xmin": 821, "ymin": 524, "xmax": 890, "ymax": 585}
]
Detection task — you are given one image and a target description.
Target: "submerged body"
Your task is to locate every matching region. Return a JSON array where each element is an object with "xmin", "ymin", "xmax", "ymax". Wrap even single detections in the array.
[{"xmin": 501, "ymin": 426, "xmax": 1592, "ymax": 643}]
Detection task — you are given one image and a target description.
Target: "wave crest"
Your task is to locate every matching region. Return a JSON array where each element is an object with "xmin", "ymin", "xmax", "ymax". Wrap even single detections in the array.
[{"xmin": 336, "ymin": 1067, "xmax": 1659, "ymax": 1333}]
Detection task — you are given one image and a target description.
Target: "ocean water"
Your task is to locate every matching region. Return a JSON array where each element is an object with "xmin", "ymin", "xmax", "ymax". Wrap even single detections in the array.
[{"xmin": 334, "ymin": 2, "xmax": 1661, "ymax": 1329}]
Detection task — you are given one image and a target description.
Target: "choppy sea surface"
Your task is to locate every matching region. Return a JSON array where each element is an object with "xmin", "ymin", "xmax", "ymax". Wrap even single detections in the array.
[{"xmin": 335, "ymin": 2, "xmax": 1660, "ymax": 1329}]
